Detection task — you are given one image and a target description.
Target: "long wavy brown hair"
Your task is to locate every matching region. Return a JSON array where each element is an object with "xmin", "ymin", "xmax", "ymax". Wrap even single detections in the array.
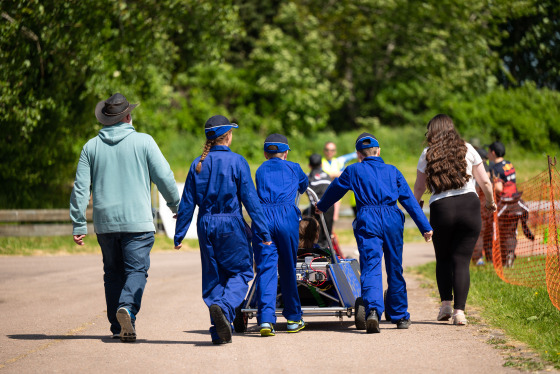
[{"xmin": 425, "ymin": 114, "xmax": 470, "ymax": 194}]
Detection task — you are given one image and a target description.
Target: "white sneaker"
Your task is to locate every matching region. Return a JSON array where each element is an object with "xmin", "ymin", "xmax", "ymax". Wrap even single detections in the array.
[
  {"xmin": 452, "ymin": 310, "xmax": 467, "ymax": 326},
  {"xmin": 505, "ymin": 253, "xmax": 514, "ymax": 268}
]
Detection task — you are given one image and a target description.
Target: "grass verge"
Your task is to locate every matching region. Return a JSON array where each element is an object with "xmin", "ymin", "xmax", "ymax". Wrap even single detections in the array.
[
  {"xmin": 0, "ymin": 226, "xmax": 420, "ymax": 256},
  {"xmin": 412, "ymin": 261, "xmax": 560, "ymax": 369},
  {"xmin": 0, "ymin": 234, "xmax": 198, "ymax": 256}
]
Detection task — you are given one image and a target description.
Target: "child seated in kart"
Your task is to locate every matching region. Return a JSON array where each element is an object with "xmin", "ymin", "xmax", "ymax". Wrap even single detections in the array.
[
  {"xmin": 297, "ymin": 217, "xmax": 335, "ymax": 307},
  {"xmin": 298, "ymin": 217, "xmax": 331, "ymax": 258}
]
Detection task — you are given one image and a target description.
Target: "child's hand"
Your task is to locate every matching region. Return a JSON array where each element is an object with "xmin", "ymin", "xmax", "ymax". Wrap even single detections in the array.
[
  {"xmin": 262, "ymin": 241, "xmax": 272, "ymax": 245},
  {"xmin": 314, "ymin": 203, "xmax": 323, "ymax": 215},
  {"xmin": 174, "ymin": 243, "xmax": 182, "ymax": 250},
  {"xmin": 423, "ymin": 231, "xmax": 433, "ymax": 242}
]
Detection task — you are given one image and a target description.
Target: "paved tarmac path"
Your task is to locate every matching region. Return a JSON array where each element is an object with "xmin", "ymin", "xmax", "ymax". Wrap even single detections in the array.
[{"xmin": 0, "ymin": 242, "xmax": 520, "ymax": 373}]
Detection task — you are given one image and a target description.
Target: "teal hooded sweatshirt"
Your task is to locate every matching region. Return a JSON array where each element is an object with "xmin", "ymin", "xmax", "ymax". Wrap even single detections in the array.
[{"xmin": 70, "ymin": 121, "xmax": 180, "ymax": 235}]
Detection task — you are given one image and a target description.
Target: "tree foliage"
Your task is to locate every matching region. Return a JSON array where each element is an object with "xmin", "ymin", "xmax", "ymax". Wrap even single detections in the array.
[
  {"xmin": 0, "ymin": 0, "xmax": 558, "ymax": 208},
  {"xmin": 494, "ymin": 0, "xmax": 560, "ymax": 89},
  {"xmin": 0, "ymin": 0, "xmax": 237, "ymax": 207},
  {"xmin": 439, "ymin": 83, "xmax": 560, "ymax": 150}
]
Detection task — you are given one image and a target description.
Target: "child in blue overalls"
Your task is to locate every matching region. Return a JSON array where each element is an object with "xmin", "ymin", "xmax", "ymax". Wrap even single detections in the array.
[
  {"xmin": 174, "ymin": 115, "xmax": 272, "ymax": 344},
  {"xmin": 252, "ymin": 134, "xmax": 309, "ymax": 336},
  {"xmin": 316, "ymin": 133, "xmax": 433, "ymax": 333}
]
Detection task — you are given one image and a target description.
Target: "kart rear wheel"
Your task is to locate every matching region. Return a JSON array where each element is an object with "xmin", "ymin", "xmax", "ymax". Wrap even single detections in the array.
[
  {"xmin": 354, "ymin": 297, "xmax": 366, "ymax": 330},
  {"xmin": 233, "ymin": 304, "xmax": 247, "ymax": 333}
]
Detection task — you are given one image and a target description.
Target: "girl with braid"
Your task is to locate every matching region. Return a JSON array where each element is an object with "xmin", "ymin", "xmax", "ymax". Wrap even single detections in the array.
[{"xmin": 174, "ymin": 115, "xmax": 271, "ymax": 344}]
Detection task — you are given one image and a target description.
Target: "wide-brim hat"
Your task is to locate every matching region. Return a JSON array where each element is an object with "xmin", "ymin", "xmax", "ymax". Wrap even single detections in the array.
[
  {"xmin": 95, "ymin": 93, "xmax": 139, "ymax": 126},
  {"xmin": 204, "ymin": 115, "xmax": 238, "ymax": 140}
]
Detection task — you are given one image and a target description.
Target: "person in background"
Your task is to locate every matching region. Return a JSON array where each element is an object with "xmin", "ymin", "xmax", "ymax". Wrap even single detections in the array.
[
  {"xmin": 471, "ymin": 147, "xmax": 493, "ymax": 266},
  {"xmin": 174, "ymin": 115, "xmax": 272, "ymax": 345},
  {"xmin": 307, "ymin": 153, "xmax": 334, "ymax": 248},
  {"xmin": 488, "ymin": 141, "xmax": 516, "ymax": 197},
  {"xmin": 322, "ymin": 141, "xmax": 357, "ymax": 221},
  {"xmin": 317, "ymin": 133, "xmax": 433, "ymax": 333},
  {"xmin": 252, "ymin": 134, "xmax": 308, "ymax": 337},
  {"xmin": 487, "ymin": 141, "xmax": 534, "ymax": 268},
  {"xmin": 70, "ymin": 93, "xmax": 180, "ymax": 342},
  {"xmin": 414, "ymin": 114, "xmax": 496, "ymax": 326}
]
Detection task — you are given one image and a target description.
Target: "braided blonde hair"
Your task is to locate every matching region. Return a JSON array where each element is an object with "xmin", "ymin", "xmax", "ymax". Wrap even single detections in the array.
[{"xmin": 195, "ymin": 131, "xmax": 230, "ymax": 173}]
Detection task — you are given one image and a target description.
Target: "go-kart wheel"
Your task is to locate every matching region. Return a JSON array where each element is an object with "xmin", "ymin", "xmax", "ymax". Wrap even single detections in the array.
[
  {"xmin": 233, "ymin": 304, "xmax": 247, "ymax": 333},
  {"xmin": 384, "ymin": 289, "xmax": 390, "ymax": 321},
  {"xmin": 354, "ymin": 297, "xmax": 366, "ymax": 330}
]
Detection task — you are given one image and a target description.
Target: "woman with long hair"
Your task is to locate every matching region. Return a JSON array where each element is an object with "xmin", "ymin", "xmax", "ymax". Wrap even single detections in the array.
[
  {"xmin": 174, "ymin": 115, "xmax": 271, "ymax": 344},
  {"xmin": 413, "ymin": 114, "xmax": 496, "ymax": 325}
]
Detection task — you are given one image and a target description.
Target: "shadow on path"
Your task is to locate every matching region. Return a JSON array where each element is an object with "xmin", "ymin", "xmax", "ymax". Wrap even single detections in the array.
[{"xmin": 7, "ymin": 334, "xmax": 216, "ymax": 346}]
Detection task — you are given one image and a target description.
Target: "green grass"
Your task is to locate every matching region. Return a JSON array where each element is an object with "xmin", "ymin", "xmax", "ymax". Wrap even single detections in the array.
[
  {"xmin": 0, "ymin": 225, "xmax": 420, "ymax": 256},
  {"xmin": 162, "ymin": 126, "xmax": 555, "ymax": 190},
  {"xmin": 413, "ymin": 261, "xmax": 560, "ymax": 369},
  {"xmin": 404, "ymin": 227, "xmax": 427, "ymax": 242},
  {"xmin": 332, "ymin": 228, "xmax": 355, "ymax": 245},
  {"xmin": 0, "ymin": 234, "xmax": 198, "ymax": 256}
]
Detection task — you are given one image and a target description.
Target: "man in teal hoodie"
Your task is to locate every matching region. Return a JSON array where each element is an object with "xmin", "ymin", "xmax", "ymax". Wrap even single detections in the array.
[{"xmin": 70, "ymin": 93, "xmax": 180, "ymax": 342}]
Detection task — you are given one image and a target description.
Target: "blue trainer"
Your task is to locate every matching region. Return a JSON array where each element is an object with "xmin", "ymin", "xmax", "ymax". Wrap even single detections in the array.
[
  {"xmin": 260, "ymin": 323, "xmax": 276, "ymax": 337},
  {"xmin": 286, "ymin": 319, "xmax": 305, "ymax": 333}
]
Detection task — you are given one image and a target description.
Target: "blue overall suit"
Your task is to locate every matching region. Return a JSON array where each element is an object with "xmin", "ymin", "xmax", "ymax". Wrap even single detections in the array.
[
  {"xmin": 252, "ymin": 158, "xmax": 309, "ymax": 324},
  {"xmin": 317, "ymin": 156, "xmax": 431, "ymax": 322},
  {"xmin": 174, "ymin": 145, "xmax": 271, "ymax": 340}
]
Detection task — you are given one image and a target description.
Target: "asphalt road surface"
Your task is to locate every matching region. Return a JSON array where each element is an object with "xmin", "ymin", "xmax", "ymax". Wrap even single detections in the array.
[{"xmin": 0, "ymin": 242, "xmax": 519, "ymax": 373}]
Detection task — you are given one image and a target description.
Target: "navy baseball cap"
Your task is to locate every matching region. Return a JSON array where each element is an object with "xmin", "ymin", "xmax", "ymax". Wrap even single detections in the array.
[
  {"xmin": 204, "ymin": 115, "xmax": 238, "ymax": 140},
  {"xmin": 264, "ymin": 133, "xmax": 291, "ymax": 153},
  {"xmin": 355, "ymin": 132, "xmax": 379, "ymax": 151}
]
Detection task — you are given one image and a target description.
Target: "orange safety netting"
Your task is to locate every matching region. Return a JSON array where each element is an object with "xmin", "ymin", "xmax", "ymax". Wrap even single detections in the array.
[{"xmin": 472, "ymin": 157, "xmax": 560, "ymax": 310}]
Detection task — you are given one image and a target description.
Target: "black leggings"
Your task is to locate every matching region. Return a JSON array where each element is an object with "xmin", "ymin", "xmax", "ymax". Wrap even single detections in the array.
[{"xmin": 430, "ymin": 193, "xmax": 481, "ymax": 310}]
